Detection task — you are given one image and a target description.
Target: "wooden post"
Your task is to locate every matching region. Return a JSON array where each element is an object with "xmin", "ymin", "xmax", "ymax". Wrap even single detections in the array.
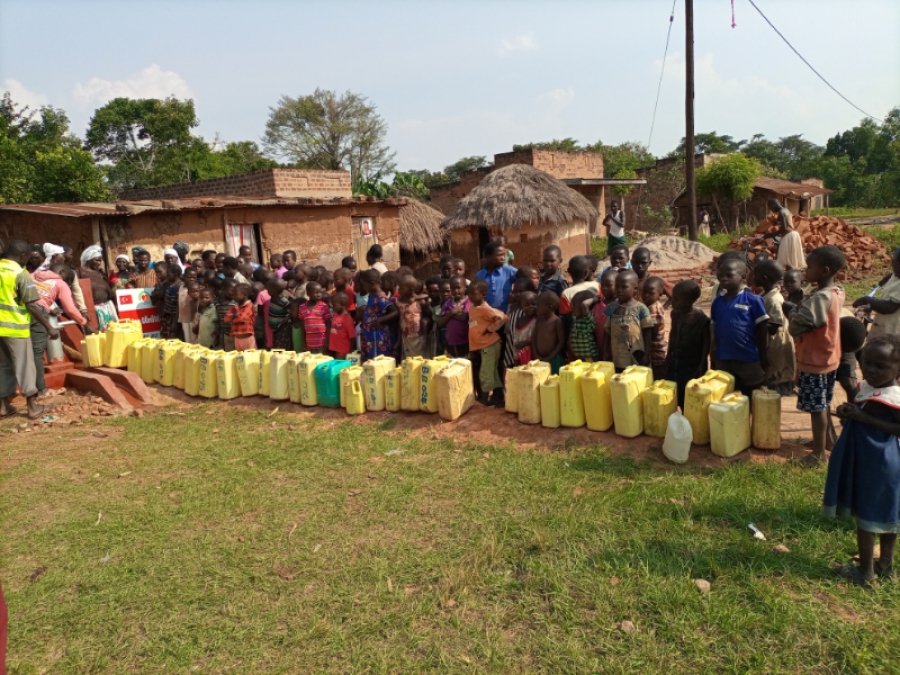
[{"xmin": 685, "ymin": 0, "xmax": 698, "ymax": 241}]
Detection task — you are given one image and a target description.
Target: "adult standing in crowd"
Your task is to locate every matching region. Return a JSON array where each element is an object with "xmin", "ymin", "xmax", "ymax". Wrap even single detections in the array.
[
  {"xmin": 476, "ymin": 240, "xmax": 517, "ymax": 313},
  {"xmin": 770, "ymin": 199, "xmax": 805, "ymax": 271},
  {"xmin": 0, "ymin": 240, "xmax": 57, "ymax": 419},
  {"xmin": 603, "ymin": 199, "xmax": 626, "ymax": 254},
  {"xmin": 128, "ymin": 250, "xmax": 157, "ymax": 289},
  {"xmin": 78, "ymin": 245, "xmax": 117, "ymax": 329},
  {"xmin": 32, "ymin": 262, "xmax": 88, "ymax": 393},
  {"xmin": 366, "ymin": 244, "xmax": 388, "ymax": 274}
]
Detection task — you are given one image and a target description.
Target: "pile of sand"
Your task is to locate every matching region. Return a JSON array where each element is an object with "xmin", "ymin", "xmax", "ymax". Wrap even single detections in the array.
[{"xmin": 602, "ymin": 236, "xmax": 717, "ymax": 270}]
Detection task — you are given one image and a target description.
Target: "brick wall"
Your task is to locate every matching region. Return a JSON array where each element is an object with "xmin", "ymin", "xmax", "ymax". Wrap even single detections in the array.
[{"xmin": 120, "ymin": 169, "xmax": 352, "ymax": 201}]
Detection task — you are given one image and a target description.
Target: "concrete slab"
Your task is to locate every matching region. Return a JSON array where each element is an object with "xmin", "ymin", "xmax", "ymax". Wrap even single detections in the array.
[
  {"xmin": 89, "ymin": 367, "xmax": 152, "ymax": 403},
  {"xmin": 64, "ymin": 371, "xmax": 134, "ymax": 411}
]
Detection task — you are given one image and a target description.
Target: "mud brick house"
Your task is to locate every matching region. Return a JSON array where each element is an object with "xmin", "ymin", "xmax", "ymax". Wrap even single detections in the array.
[
  {"xmin": 431, "ymin": 149, "xmax": 644, "ymax": 269},
  {"xmin": 0, "ymin": 169, "xmax": 444, "ymax": 272}
]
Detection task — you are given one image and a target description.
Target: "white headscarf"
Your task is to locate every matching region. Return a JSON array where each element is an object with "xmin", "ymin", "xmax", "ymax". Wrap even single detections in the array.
[
  {"xmin": 116, "ymin": 254, "xmax": 130, "ymax": 264},
  {"xmin": 164, "ymin": 247, "xmax": 186, "ymax": 271},
  {"xmin": 39, "ymin": 243, "xmax": 65, "ymax": 270},
  {"xmin": 81, "ymin": 245, "xmax": 103, "ymax": 267}
]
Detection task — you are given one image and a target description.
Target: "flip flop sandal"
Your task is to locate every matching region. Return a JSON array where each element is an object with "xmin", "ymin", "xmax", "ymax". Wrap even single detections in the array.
[
  {"xmin": 874, "ymin": 559, "xmax": 894, "ymax": 579},
  {"xmin": 836, "ymin": 564, "xmax": 875, "ymax": 587}
]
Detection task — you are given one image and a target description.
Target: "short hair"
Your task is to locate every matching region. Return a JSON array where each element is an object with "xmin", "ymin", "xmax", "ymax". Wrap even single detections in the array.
[
  {"xmin": 332, "ymin": 290, "xmax": 349, "ymax": 306},
  {"xmin": 221, "ymin": 277, "xmax": 237, "ymax": 288},
  {"xmin": 568, "ymin": 255, "xmax": 589, "ymax": 280},
  {"xmin": 360, "ymin": 268, "xmax": 381, "ymax": 285},
  {"xmin": 609, "ymin": 244, "xmax": 629, "ymax": 259},
  {"xmin": 513, "ymin": 277, "xmax": 534, "ymax": 293},
  {"xmin": 631, "ymin": 246, "xmax": 651, "ymax": 261},
  {"xmin": 202, "ymin": 249, "xmax": 217, "ymax": 261},
  {"xmin": 215, "ymin": 252, "xmax": 227, "ymax": 261},
  {"xmin": 223, "ymin": 256, "xmax": 240, "ymax": 270},
  {"xmin": 840, "ymin": 316, "xmax": 868, "ymax": 354},
  {"xmin": 600, "ymin": 267, "xmax": 619, "ymax": 281},
  {"xmin": 716, "ymin": 250, "xmax": 746, "ymax": 267},
  {"xmin": 807, "ymin": 245, "xmax": 845, "ymax": 273},
  {"xmin": 381, "ymin": 271, "xmax": 399, "ymax": 288},
  {"xmin": 367, "ymin": 244, "xmax": 383, "ymax": 258},
  {"xmin": 543, "ymin": 245, "xmax": 562, "ymax": 258},
  {"xmin": 516, "ymin": 265, "xmax": 536, "ymax": 279},
  {"xmin": 616, "ymin": 269, "xmax": 639, "ymax": 285},
  {"xmin": 238, "ymin": 245, "xmax": 251, "ymax": 255},
  {"xmin": 753, "ymin": 259, "xmax": 784, "ymax": 282},
  {"xmin": 673, "ymin": 279, "xmax": 701, "ymax": 304},
  {"xmin": 252, "ymin": 266, "xmax": 271, "ymax": 282},
  {"xmin": 537, "ymin": 290, "xmax": 560, "ymax": 310},
  {"xmin": 643, "ymin": 276, "xmax": 665, "ymax": 293},
  {"xmin": 335, "ymin": 267, "xmax": 353, "ymax": 282},
  {"xmin": 767, "ymin": 198, "xmax": 781, "ymax": 208},
  {"xmin": 283, "ymin": 250, "xmax": 297, "ymax": 259},
  {"xmin": 6, "ymin": 239, "xmax": 31, "ymax": 257},
  {"xmin": 453, "ymin": 257, "xmax": 465, "ymax": 268},
  {"xmin": 305, "ymin": 281, "xmax": 321, "ymax": 295},
  {"xmin": 483, "ymin": 241, "xmax": 503, "ymax": 258},
  {"xmin": 270, "ymin": 252, "xmax": 283, "ymax": 260},
  {"xmin": 469, "ymin": 278, "xmax": 489, "ymax": 294},
  {"xmin": 341, "ymin": 255, "xmax": 356, "ymax": 269},
  {"xmin": 864, "ymin": 333, "xmax": 900, "ymax": 361},
  {"xmin": 425, "ymin": 275, "xmax": 442, "ymax": 287},
  {"xmin": 449, "ymin": 274, "xmax": 467, "ymax": 286},
  {"xmin": 440, "ymin": 254, "xmax": 455, "ymax": 267},
  {"xmin": 784, "ymin": 269, "xmax": 803, "ymax": 282},
  {"xmin": 199, "ymin": 286, "xmax": 215, "ymax": 297}
]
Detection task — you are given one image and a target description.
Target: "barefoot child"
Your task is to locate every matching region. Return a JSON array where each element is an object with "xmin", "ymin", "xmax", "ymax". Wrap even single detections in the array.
[
  {"xmin": 538, "ymin": 245, "xmax": 568, "ymax": 297},
  {"xmin": 360, "ymin": 269, "xmax": 398, "ymax": 361},
  {"xmin": 266, "ymin": 278, "xmax": 293, "ymax": 350},
  {"xmin": 224, "ymin": 283, "xmax": 257, "ymax": 351},
  {"xmin": 297, "ymin": 281, "xmax": 331, "ymax": 355},
  {"xmin": 178, "ymin": 268, "xmax": 199, "ymax": 343},
  {"xmin": 467, "ymin": 278, "xmax": 507, "ymax": 406},
  {"xmin": 569, "ymin": 289, "xmax": 601, "ymax": 362},
  {"xmin": 782, "ymin": 269, "xmax": 805, "ymax": 318},
  {"xmin": 560, "ymin": 256, "xmax": 598, "ymax": 315},
  {"xmin": 789, "ymin": 245, "xmax": 846, "ymax": 466},
  {"xmin": 328, "ymin": 291, "xmax": 355, "ymax": 360},
  {"xmin": 194, "ymin": 288, "xmax": 217, "ymax": 349},
  {"xmin": 666, "ymin": 280, "xmax": 711, "ymax": 406},
  {"xmin": 823, "ymin": 335, "xmax": 900, "ymax": 586},
  {"xmin": 506, "ymin": 290, "xmax": 537, "ymax": 366},
  {"xmin": 531, "ymin": 291, "xmax": 566, "ymax": 374},
  {"xmin": 214, "ymin": 278, "xmax": 237, "ymax": 351},
  {"xmin": 753, "ymin": 259, "xmax": 796, "ymax": 395},
  {"xmin": 396, "ymin": 274, "xmax": 430, "ymax": 359},
  {"xmin": 439, "ymin": 275, "xmax": 471, "ymax": 358},
  {"xmin": 837, "ymin": 316, "xmax": 867, "ymax": 403},
  {"xmin": 590, "ymin": 268, "xmax": 618, "ymax": 360},
  {"xmin": 603, "ymin": 270, "xmax": 655, "ymax": 372},
  {"xmin": 641, "ymin": 276, "xmax": 668, "ymax": 380}
]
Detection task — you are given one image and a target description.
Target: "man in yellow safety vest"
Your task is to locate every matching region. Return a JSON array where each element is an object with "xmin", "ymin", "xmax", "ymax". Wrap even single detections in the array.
[{"xmin": 0, "ymin": 240, "xmax": 59, "ymax": 419}]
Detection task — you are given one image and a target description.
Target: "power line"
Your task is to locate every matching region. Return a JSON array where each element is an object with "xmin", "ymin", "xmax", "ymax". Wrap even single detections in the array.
[
  {"xmin": 746, "ymin": 0, "xmax": 878, "ymax": 121},
  {"xmin": 647, "ymin": 0, "xmax": 678, "ymax": 151}
]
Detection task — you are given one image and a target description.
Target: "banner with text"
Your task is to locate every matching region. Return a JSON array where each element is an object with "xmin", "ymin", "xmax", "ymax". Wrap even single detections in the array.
[{"xmin": 116, "ymin": 288, "xmax": 161, "ymax": 338}]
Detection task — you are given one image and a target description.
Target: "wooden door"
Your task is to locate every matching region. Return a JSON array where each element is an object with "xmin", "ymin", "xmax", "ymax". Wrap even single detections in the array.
[{"xmin": 351, "ymin": 216, "xmax": 378, "ymax": 268}]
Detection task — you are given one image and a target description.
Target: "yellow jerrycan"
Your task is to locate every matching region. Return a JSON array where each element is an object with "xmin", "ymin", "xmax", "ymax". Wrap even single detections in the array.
[
  {"xmin": 385, "ymin": 367, "xmax": 403, "ymax": 412},
  {"xmin": 346, "ymin": 379, "xmax": 366, "ymax": 415},
  {"xmin": 139, "ymin": 339, "xmax": 159, "ymax": 384},
  {"xmin": 184, "ymin": 348, "xmax": 206, "ymax": 397},
  {"xmin": 752, "ymin": 387, "xmax": 782, "ymax": 450},
  {"xmin": 610, "ymin": 365, "xmax": 653, "ymax": 438},
  {"xmin": 81, "ymin": 333, "xmax": 106, "ymax": 368},
  {"xmin": 269, "ymin": 350, "xmax": 295, "ymax": 401},
  {"xmin": 363, "ymin": 355, "xmax": 396, "ymax": 411},
  {"xmin": 580, "ymin": 361, "xmax": 615, "ymax": 432},
  {"xmin": 155, "ymin": 340, "xmax": 181, "ymax": 386},
  {"xmin": 540, "ymin": 375, "xmax": 561, "ymax": 429},
  {"xmin": 347, "ymin": 351, "xmax": 362, "ymax": 368},
  {"xmin": 505, "ymin": 365, "xmax": 522, "ymax": 414},
  {"xmin": 287, "ymin": 352, "xmax": 312, "ymax": 404},
  {"xmin": 435, "ymin": 358, "xmax": 474, "ymax": 421},
  {"xmin": 517, "ymin": 360, "xmax": 551, "ymax": 425},
  {"xmin": 709, "ymin": 392, "xmax": 751, "ymax": 458},
  {"xmin": 235, "ymin": 349, "xmax": 260, "ymax": 397},
  {"xmin": 340, "ymin": 365, "xmax": 364, "ymax": 408},
  {"xmin": 643, "ymin": 380, "xmax": 679, "ymax": 438},
  {"xmin": 198, "ymin": 350, "xmax": 220, "ymax": 398},
  {"xmin": 173, "ymin": 344, "xmax": 200, "ymax": 390},
  {"xmin": 127, "ymin": 338, "xmax": 147, "ymax": 375},
  {"xmin": 216, "ymin": 351, "xmax": 241, "ymax": 400},
  {"xmin": 299, "ymin": 354, "xmax": 332, "ymax": 406},
  {"xmin": 259, "ymin": 350, "xmax": 276, "ymax": 397},
  {"xmin": 684, "ymin": 370, "xmax": 735, "ymax": 445},
  {"xmin": 419, "ymin": 355, "xmax": 450, "ymax": 413},
  {"xmin": 103, "ymin": 319, "xmax": 140, "ymax": 368},
  {"xmin": 560, "ymin": 360, "xmax": 591, "ymax": 428},
  {"xmin": 401, "ymin": 357, "xmax": 424, "ymax": 411}
]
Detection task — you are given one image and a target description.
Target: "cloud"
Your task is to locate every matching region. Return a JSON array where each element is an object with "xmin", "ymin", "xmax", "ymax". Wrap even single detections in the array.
[
  {"xmin": 537, "ymin": 87, "xmax": 575, "ymax": 113},
  {"xmin": 72, "ymin": 64, "xmax": 193, "ymax": 106},
  {"xmin": 498, "ymin": 33, "xmax": 537, "ymax": 56},
  {"xmin": 3, "ymin": 79, "xmax": 49, "ymax": 111}
]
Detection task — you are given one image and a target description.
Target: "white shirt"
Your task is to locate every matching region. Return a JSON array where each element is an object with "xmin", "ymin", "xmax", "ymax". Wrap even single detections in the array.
[{"xmin": 607, "ymin": 209, "xmax": 625, "ymax": 238}]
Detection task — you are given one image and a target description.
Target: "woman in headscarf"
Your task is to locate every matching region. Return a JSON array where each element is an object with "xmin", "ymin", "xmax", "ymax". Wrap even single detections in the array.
[
  {"xmin": 40, "ymin": 243, "xmax": 66, "ymax": 271},
  {"xmin": 109, "ymin": 254, "xmax": 132, "ymax": 291},
  {"xmin": 164, "ymin": 248, "xmax": 186, "ymax": 272},
  {"xmin": 77, "ymin": 245, "xmax": 118, "ymax": 330}
]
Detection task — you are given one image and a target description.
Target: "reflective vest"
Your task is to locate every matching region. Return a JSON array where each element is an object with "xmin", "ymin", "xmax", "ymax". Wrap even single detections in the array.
[{"xmin": 0, "ymin": 259, "xmax": 31, "ymax": 338}]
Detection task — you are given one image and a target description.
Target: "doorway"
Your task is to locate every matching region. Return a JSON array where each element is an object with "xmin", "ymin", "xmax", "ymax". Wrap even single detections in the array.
[
  {"xmin": 226, "ymin": 222, "xmax": 262, "ymax": 263},
  {"xmin": 352, "ymin": 216, "xmax": 378, "ymax": 268}
]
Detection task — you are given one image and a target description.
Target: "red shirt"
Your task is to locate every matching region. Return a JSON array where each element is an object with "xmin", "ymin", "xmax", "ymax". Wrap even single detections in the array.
[
  {"xmin": 224, "ymin": 300, "xmax": 255, "ymax": 337},
  {"xmin": 298, "ymin": 300, "xmax": 331, "ymax": 349},
  {"xmin": 329, "ymin": 313, "xmax": 356, "ymax": 354}
]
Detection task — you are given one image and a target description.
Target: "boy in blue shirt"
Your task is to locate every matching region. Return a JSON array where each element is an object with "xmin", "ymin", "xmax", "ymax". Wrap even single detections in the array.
[{"xmin": 711, "ymin": 257, "xmax": 769, "ymax": 395}]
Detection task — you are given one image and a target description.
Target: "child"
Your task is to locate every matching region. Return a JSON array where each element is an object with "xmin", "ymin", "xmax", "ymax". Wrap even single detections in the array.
[
  {"xmin": 320, "ymin": 270, "xmax": 335, "ymax": 293},
  {"xmin": 641, "ymin": 276, "xmax": 668, "ymax": 380},
  {"xmin": 711, "ymin": 257, "xmax": 769, "ymax": 395},
  {"xmin": 492, "ymin": 233, "xmax": 515, "ymax": 266},
  {"xmin": 569, "ymin": 289, "xmax": 601, "ymax": 362},
  {"xmin": 631, "ymin": 247, "xmax": 674, "ymax": 300},
  {"xmin": 506, "ymin": 277, "xmax": 535, "ymax": 317},
  {"xmin": 507, "ymin": 290, "xmax": 537, "ymax": 366},
  {"xmin": 467, "ymin": 278, "xmax": 507, "ymax": 406},
  {"xmin": 360, "ymin": 269, "xmax": 399, "ymax": 361},
  {"xmin": 426, "ymin": 276, "xmax": 444, "ymax": 357},
  {"xmin": 160, "ymin": 264, "xmax": 183, "ymax": 340},
  {"xmin": 194, "ymin": 288, "xmax": 218, "ymax": 349},
  {"xmin": 224, "ymin": 283, "xmax": 257, "ymax": 352},
  {"xmin": 603, "ymin": 269, "xmax": 655, "ymax": 372},
  {"xmin": 395, "ymin": 274, "xmax": 430, "ymax": 359},
  {"xmin": 837, "ymin": 316, "xmax": 867, "ymax": 403},
  {"xmin": 531, "ymin": 291, "xmax": 566, "ymax": 374},
  {"xmin": 852, "ymin": 246, "xmax": 900, "ymax": 341},
  {"xmin": 591, "ymin": 268, "xmax": 618, "ymax": 360},
  {"xmin": 666, "ymin": 280, "xmax": 711, "ymax": 406},
  {"xmin": 439, "ymin": 274, "xmax": 471, "ymax": 358},
  {"xmin": 823, "ymin": 334, "xmax": 900, "ymax": 586},
  {"xmin": 598, "ymin": 244, "xmax": 630, "ymax": 279},
  {"xmin": 782, "ymin": 269, "xmax": 805, "ymax": 317},
  {"xmin": 269, "ymin": 253, "xmax": 284, "ymax": 276},
  {"xmin": 440, "ymin": 254, "xmax": 455, "ymax": 281},
  {"xmin": 516, "ymin": 266, "xmax": 540, "ymax": 293},
  {"xmin": 215, "ymin": 279, "xmax": 238, "ymax": 351},
  {"xmin": 329, "ymin": 291, "xmax": 356, "ymax": 360},
  {"xmin": 789, "ymin": 245, "xmax": 846, "ymax": 466},
  {"xmin": 297, "ymin": 281, "xmax": 331, "ymax": 354},
  {"xmin": 178, "ymin": 268, "xmax": 199, "ymax": 343},
  {"xmin": 539, "ymin": 245, "xmax": 568, "ymax": 297},
  {"xmin": 452, "ymin": 258, "xmax": 467, "ymax": 282},
  {"xmin": 753, "ymin": 259, "xmax": 796, "ymax": 395},
  {"xmin": 333, "ymin": 267, "xmax": 356, "ymax": 312},
  {"xmin": 266, "ymin": 278, "xmax": 294, "ymax": 350},
  {"xmin": 560, "ymin": 256, "xmax": 599, "ymax": 314},
  {"xmin": 381, "ymin": 271, "xmax": 400, "ymax": 298}
]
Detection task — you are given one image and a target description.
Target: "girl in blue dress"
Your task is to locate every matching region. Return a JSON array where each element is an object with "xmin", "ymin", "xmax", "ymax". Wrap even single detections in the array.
[
  {"xmin": 358, "ymin": 268, "xmax": 398, "ymax": 362},
  {"xmin": 823, "ymin": 334, "xmax": 900, "ymax": 585}
]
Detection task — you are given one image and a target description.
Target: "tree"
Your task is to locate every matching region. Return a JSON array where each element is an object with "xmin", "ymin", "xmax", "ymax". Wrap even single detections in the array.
[
  {"xmin": 391, "ymin": 171, "xmax": 430, "ymax": 201},
  {"xmin": 512, "ymin": 138, "xmax": 581, "ymax": 153},
  {"xmin": 0, "ymin": 92, "xmax": 109, "ymax": 204},
  {"xmin": 263, "ymin": 89, "xmax": 395, "ymax": 182},
  {"xmin": 672, "ymin": 131, "xmax": 745, "ymax": 156},
  {"xmin": 443, "ymin": 156, "xmax": 490, "ymax": 182},
  {"xmin": 584, "ymin": 140, "xmax": 655, "ymax": 195},
  {"xmin": 742, "ymin": 133, "xmax": 823, "ymax": 182},
  {"xmin": 695, "ymin": 153, "xmax": 760, "ymax": 231}
]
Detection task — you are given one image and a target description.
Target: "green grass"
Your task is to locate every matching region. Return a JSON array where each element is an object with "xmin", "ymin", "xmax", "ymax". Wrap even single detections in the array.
[
  {"xmin": 590, "ymin": 235, "xmax": 641, "ymax": 260},
  {"xmin": 3, "ymin": 406, "xmax": 900, "ymax": 674},
  {"xmin": 812, "ymin": 207, "xmax": 900, "ymax": 220},
  {"xmin": 863, "ymin": 223, "xmax": 900, "ymax": 255}
]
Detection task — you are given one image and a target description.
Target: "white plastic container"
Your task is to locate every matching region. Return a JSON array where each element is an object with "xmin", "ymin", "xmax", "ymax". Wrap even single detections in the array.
[{"xmin": 662, "ymin": 409, "xmax": 693, "ymax": 464}]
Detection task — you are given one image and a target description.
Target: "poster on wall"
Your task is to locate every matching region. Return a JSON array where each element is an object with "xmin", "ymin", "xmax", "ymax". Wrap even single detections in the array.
[
  {"xmin": 360, "ymin": 217, "xmax": 374, "ymax": 237},
  {"xmin": 116, "ymin": 288, "xmax": 161, "ymax": 337}
]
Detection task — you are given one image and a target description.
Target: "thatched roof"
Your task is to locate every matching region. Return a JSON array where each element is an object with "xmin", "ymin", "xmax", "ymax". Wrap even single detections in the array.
[
  {"xmin": 442, "ymin": 164, "xmax": 598, "ymax": 231},
  {"xmin": 399, "ymin": 198, "xmax": 446, "ymax": 253}
]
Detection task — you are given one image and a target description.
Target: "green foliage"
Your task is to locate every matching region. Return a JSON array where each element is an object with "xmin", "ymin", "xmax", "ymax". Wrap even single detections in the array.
[
  {"xmin": 811, "ymin": 206, "xmax": 900, "ymax": 219},
  {"xmin": 673, "ymin": 131, "xmax": 746, "ymax": 155},
  {"xmin": 742, "ymin": 133, "xmax": 824, "ymax": 182},
  {"xmin": 694, "ymin": 223, "xmax": 756, "ymax": 253},
  {"xmin": 0, "ymin": 93, "xmax": 109, "ymax": 204},
  {"xmin": 696, "ymin": 154, "xmax": 761, "ymax": 230},
  {"xmin": 443, "ymin": 155, "xmax": 490, "ymax": 181},
  {"xmin": 263, "ymin": 88, "xmax": 395, "ymax": 182},
  {"xmin": 390, "ymin": 171, "xmax": 430, "ymax": 200},
  {"xmin": 400, "ymin": 168, "xmax": 449, "ymax": 189},
  {"xmin": 352, "ymin": 172, "xmax": 393, "ymax": 198},
  {"xmin": 513, "ymin": 137, "xmax": 581, "ymax": 153}
]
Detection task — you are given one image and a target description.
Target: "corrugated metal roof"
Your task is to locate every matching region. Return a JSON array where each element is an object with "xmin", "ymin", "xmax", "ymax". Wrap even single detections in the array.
[
  {"xmin": 754, "ymin": 177, "xmax": 833, "ymax": 197},
  {"xmin": 0, "ymin": 195, "xmax": 410, "ymax": 218}
]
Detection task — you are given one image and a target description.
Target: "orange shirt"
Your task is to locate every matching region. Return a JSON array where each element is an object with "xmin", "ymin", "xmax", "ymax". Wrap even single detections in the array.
[{"xmin": 468, "ymin": 303, "xmax": 507, "ymax": 351}]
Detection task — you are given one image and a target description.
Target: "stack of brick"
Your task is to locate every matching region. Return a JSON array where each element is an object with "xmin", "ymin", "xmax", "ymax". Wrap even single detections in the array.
[{"xmin": 727, "ymin": 213, "xmax": 889, "ymax": 272}]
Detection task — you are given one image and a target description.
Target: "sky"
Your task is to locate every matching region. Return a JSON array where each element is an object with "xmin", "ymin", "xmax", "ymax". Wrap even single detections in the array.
[{"xmin": 1, "ymin": 0, "xmax": 898, "ymax": 174}]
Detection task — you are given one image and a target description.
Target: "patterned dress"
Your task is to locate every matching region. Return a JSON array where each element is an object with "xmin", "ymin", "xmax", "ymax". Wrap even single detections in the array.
[{"xmin": 361, "ymin": 293, "xmax": 396, "ymax": 361}]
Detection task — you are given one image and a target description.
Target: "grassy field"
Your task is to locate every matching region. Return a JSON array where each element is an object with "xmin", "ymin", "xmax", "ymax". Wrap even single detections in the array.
[
  {"xmin": 3, "ymin": 405, "xmax": 899, "ymax": 674},
  {"xmin": 812, "ymin": 207, "xmax": 900, "ymax": 220}
]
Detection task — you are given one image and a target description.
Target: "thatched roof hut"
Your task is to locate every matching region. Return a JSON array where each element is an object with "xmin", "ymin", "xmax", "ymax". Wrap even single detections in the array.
[
  {"xmin": 441, "ymin": 164, "xmax": 598, "ymax": 271},
  {"xmin": 399, "ymin": 198, "xmax": 446, "ymax": 254},
  {"xmin": 442, "ymin": 164, "xmax": 597, "ymax": 231}
]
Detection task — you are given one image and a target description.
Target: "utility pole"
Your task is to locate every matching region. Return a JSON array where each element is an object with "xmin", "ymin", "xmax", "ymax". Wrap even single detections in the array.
[{"xmin": 685, "ymin": 0, "xmax": 698, "ymax": 241}]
